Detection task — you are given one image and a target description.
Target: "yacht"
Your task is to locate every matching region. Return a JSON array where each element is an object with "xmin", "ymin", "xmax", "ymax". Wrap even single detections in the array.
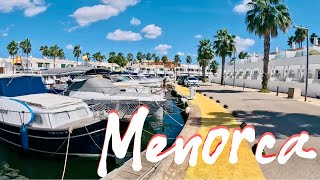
[{"xmin": 0, "ymin": 74, "xmax": 109, "ymax": 157}]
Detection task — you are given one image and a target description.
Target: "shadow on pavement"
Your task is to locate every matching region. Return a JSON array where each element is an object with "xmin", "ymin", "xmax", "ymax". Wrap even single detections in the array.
[
  {"xmin": 189, "ymin": 112, "xmax": 239, "ymax": 129},
  {"xmin": 234, "ymin": 110, "xmax": 320, "ymax": 138},
  {"xmin": 197, "ymin": 89, "xmax": 244, "ymax": 94}
]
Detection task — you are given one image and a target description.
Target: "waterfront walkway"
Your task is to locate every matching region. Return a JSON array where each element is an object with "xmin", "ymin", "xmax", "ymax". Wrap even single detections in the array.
[
  {"xmin": 103, "ymin": 85, "xmax": 265, "ymax": 179},
  {"xmin": 196, "ymin": 84, "xmax": 320, "ymax": 179},
  {"xmin": 175, "ymin": 85, "xmax": 264, "ymax": 179}
]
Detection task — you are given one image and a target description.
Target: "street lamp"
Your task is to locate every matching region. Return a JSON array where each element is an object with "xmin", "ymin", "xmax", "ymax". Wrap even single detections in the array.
[
  {"xmin": 228, "ymin": 51, "xmax": 237, "ymax": 88},
  {"xmin": 293, "ymin": 25, "xmax": 309, "ymax": 102}
]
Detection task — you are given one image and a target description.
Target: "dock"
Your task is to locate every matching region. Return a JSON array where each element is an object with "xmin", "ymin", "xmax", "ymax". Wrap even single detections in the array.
[{"xmin": 103, "ymin": 85, "xmax": 265, "ymax": 179}]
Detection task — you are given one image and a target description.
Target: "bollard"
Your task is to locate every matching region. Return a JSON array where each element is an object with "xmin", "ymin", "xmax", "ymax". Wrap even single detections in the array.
[
  {"xmin": 240, "ymin": 122, "xmax": 247, "ymax": 130},
  {"xmin": 276, "ymin": 86, "xmax": 279, "ymax": 96},
  {"xmin": 216, "ymin": 100, "xmax": 220, "ymax": 103},
  {"xmin": 223, "ymin": 104, "xmax": 229, "ymax": 109},
  {"xmin": 243, "ymin": 83, "xmax": 245, "ymax": 90}
]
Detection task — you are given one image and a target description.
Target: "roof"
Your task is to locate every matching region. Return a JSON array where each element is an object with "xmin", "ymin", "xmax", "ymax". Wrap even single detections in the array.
[
  {"xmin": 67, "ymin": 77, "xmax": 121, "ymax": 95},
  {"xmin": 13, "ymin": 93, "xmax": 83, "ymax": 109},
  {"xmin": 40, "ymin": 67, "xmax": 92, "ymax": 75},
  {"xmin": 0, "ymin": 74, "xmax": 42, "ymax": 79}
]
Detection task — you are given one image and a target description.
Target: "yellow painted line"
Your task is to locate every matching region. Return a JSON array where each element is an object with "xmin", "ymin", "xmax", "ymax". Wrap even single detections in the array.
[{"xmin": 175, "ymin": 85, "xmax": 265, "ymax": 180}]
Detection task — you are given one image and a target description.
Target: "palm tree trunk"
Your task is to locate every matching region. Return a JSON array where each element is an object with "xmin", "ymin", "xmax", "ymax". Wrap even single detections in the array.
[
  {"xmin": 26, "ymin": 53, "xmax": 29, "ymax": 73},
  {"xmin": 77, "ymin": 57, "xmax": 79, "ymax": 67},
  {"xmin": 202, "ymin": 60, "xmax": 206, "ymax": 82},
  {"xmin": 262, "ymin": 34, "xmax": 270, "ymax": 90},
  {"xmin": 156, "ymin": 64, "xmax": 158, "ymax": 77},
  {"xmin": 220, "ymin": 56, "xmax": 225, "ymax": 85},
  {"xmin": 12, "ymin": 56, "xmax": 14, "ymax": 74},
  {"xmin": 54, "ymin": 57, "xmax": 56, "ymax": 68},
  {"xmin": 148, "ymin": 60, "xmax": 150, "ymax": 75},
  {"xmin": 188, "ymin": 64, "xmax": 190, "ymax": 76}
]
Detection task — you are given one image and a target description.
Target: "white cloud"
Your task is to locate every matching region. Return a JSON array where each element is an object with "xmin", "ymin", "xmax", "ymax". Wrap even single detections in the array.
[
  {"xmin": 188, "ymin": 53, "xmax": 197, "ymax": 57},
  {"xmin": 107, "ymin": 29, "xmax": 142, "ymax": 41},
  {"xmin": 235, "ymin": 36, "xmax": 255, "ymax": 52},
  {"xmin": 154, "ymin": 44, "xmax": 172, "ymax": 55},
  {"xmin": 24, "ymin": 5, "xmax": 47, "ymax": 17},
  {"xmin": 0, "ymin": 24, "xmax": 14, "ymax": 37},
  {"xmin": 130, "ymin": 17, "xmax": 141, "ymax": 26},
  {"xmin": 194, "ymin": 34, "xmax": 203, "ymax": 39},
  {"xmin": 233, "ymin": 0, "xmax": 252, "ymax": 14},
  {"xmin": 71, "ymin": 0, "xmax": 140, "ymax": 27},
  {"xmin": 66, "ymin": 44, "xmax": 74, "ymax": 50},
  {"xmin": 0, "ymin": 0, "xmax": 48, "ymax": 17},
  {"xmin": 70, "ymin": 5, "xmax": 120, "ymax": 27},
  {"xmin": 177, "ymin": 52, "xmax": 184, "ymax": 56},
  {"xmin": 101, "ymin": 0, "xmax": 139, "ymax": 11},
  {"xmin": 141, "ymin": 24, "xmax": 162, "ymax": 39}
]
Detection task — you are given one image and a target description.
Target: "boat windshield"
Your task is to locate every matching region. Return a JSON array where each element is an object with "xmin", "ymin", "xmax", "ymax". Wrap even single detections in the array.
[{"xmin": 0, "ymin": 76, "xmax": 47, "ymax": 97}]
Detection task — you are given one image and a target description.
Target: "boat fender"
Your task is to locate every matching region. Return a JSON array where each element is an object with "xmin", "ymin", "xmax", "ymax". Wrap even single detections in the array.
[
  {"xmin": 185, "ymin": 107, "xmax": 191, "ymax": 114},
  {"xmin": 181, "ymin": 98, "xmax": 187, "ymax": 104},
  {"xmin": 20, "ymin": 124, "xmax": 29, "ymax": 151}
]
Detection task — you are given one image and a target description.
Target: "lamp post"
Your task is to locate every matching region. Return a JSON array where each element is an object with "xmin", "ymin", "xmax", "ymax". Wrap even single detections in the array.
[
  {"xmin": 293, "ymin": 25, "xmax": 309, "ymax": 102},
  {"xmin": 228, "ymin": 51, "xmax": 237, "ymax": 88}
]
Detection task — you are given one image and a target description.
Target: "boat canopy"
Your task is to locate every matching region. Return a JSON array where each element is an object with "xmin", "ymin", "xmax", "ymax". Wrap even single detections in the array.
[
  {"xmin": 0, "ymin": 75, "xmax": 47, "ymax": 97},
  {"xmin": 67, "ymin": 78, "xmax": 121, "ymax": 95}
]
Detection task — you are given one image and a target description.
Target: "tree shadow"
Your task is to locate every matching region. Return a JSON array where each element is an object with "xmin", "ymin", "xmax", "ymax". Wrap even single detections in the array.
[
  {"xmin": 234, "ymin": 110, "xmax": 320, "ymax": 138},
  {"xmin": 189, "ymin": 112, "xmax": 239, "ymax": 129},
  {"xmin": 197, "ymin": 89, "xmax": 244, "ymax": 94}
]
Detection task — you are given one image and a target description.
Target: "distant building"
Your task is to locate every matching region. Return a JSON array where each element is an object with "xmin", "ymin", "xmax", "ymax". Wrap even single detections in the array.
[
  {"xmin": 0, "ymin": 56, "xmax": 214, "ymax": 78},
  {"xmin": 218, "ymin": 45, "xmax": 320, "ymax": 84}
]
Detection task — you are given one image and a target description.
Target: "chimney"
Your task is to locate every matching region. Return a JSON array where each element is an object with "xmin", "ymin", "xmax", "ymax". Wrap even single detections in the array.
[
  {"xmin": 292, "ymin": 43, "xmax": 296, "ymax": 49},
  {"xmin": 275, "ymin": 46, "xmax": 279, "ymax": 53}
]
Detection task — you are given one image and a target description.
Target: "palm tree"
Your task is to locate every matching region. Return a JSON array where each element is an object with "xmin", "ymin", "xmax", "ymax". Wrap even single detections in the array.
[
  {"xmin": 73, "ymin": 45, "xmax": 81, "ymax": 66},
  {"xmin": 19, "ymin": 39, "xmax": 31, "ymax": 72},
  {"xmin": 97, "ymin": 53, "xmax": 106, "ymax": 63},
  {"xmin": 7, "ymin": 41, "xmax": 19, "ymax": 73},
  {"xmin": 49, "ymin": 45, "xmax": 59, "ymax": 68},
  {"xmin": 161, "ymin": 55, "xmax": 168, "ymax": 77},
  {"xmin": 238, "ymin": 51, "xmax": 249, "ymax": 59},
  {"xmin": 117, "ymin": 53, "xmax": 128, "ymax": 69},
  {"xmin": 294, "ymin": 29, "xmax": 307, "ymax": 48},
  {"xmin": 108, "ymin": 52, "xmax": 116, "ymax": 71},
  {"xmin": 57, "ymin": 48, "xmax": 65, "ymax": 60},
  {"xmin": 154, "ymin": 55, "xmax": 160, "ymax": 77},
  {"xmin": 246, "ymin": 0, "xmax": 292, "ymax": 91},
  {"xmin": 145, "ymin": 53, "xmax": 152, "ymax": 75},
  {"xmin": 310, "ymin": 33, "xmax": 318, "ymax": 45},
  {"xmin": 186, "ymin": 55, "xmax": 192, "ymax": 76},
  {"xmin": 197, "ymin": 39, "xmax": 214, "ymax": 82},
  {"xmin": 127, "ymin": 53, "xmax": 134, "ymax": 66},
  {"xmin": 287, "ymin": 36, "xmax": 295, "ymax": 49},
  {"xmin": 210, "ymin": 60, "xmax": 219, "ymax": 74},
  {"xmin": 213, "ymin": 29, "xmax": 236, "ymax": 85},
  {"xmin": 174, "ymin": 54, "xmax": 181, "ymax": 80},
  {"xmin": 39, "ymin": 45, "xmax": 49, "ymax": 58},
  {"xmin": 136, "ymin": 52, "xmax": 143, "ymax": 74},
  {"xmin": 92, "ymin": 52, "xmax": 99, "ymax": 67}
]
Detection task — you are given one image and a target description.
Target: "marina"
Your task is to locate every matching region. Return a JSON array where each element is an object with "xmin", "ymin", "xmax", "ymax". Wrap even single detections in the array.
[{"xmin": 0, "ymin": 69, "xmax": 187, "ymax": 179}]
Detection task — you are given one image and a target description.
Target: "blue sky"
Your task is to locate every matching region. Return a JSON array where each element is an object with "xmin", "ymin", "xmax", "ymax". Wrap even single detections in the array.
[{"xmin": 0, "ymin": 0, "xmax": 318, "ymax": 64}]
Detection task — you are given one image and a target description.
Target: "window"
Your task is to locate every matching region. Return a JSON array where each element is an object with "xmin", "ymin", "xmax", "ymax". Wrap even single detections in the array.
[
  {"xmin": 38, "ymin": 63, "xmax": 43, "ymax": 68},
  {"xmin": 61, "ymin": 64, "xmax": 66, "ymax": 68}
]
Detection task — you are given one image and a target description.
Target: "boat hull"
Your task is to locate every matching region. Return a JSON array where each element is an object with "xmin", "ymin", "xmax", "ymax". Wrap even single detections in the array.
[{"xmin": 0, "ymin": 120, "xmax": 109, "ymax": 157}]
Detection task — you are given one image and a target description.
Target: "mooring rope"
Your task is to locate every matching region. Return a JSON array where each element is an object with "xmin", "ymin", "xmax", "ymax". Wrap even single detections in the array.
[{"xmin": 61, "ymin": 127, "xmax": 72, "ymax": 180}]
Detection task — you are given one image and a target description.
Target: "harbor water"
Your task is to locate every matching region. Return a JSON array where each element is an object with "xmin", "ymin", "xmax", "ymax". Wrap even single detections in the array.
[{"xmin": 0, "ymin": 100, "xmax": 185, "ymax": 179}]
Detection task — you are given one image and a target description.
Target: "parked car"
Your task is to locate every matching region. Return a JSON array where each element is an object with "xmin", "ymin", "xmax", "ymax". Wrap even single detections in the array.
[
  {"xmin": 184, "ymin": 77, "xmax": 200, "ymax": 87},
  {"xmin": 177, "ymin": 76, "xmax": 188, "ymax": 85}
]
